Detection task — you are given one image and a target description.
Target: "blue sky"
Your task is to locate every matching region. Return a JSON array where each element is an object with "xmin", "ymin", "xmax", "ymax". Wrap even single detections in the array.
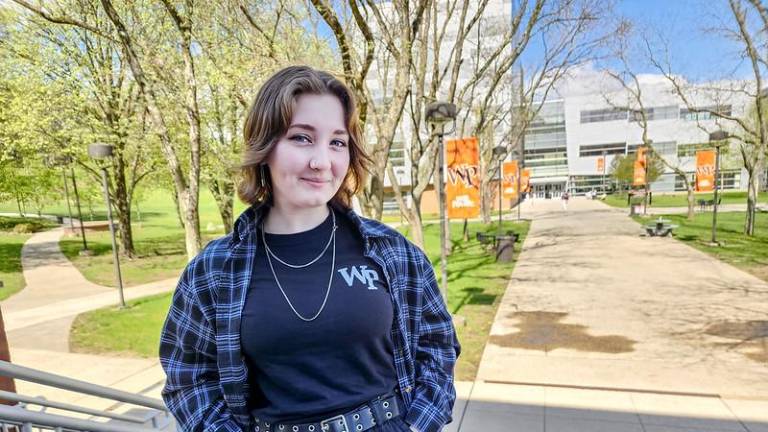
[{"xmin": 614, "ymin": 0, "xmax": 753, "ymax": 81}]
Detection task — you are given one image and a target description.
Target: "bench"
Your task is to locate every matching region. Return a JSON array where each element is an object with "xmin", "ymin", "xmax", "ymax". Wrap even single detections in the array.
[
  {"xmin": 476, "ymin": 230, "xmax": 518, "ymax": 247},
  {"xmin": 697, "ymin": 197, "xmax": 722, "ymax": 211},
  {"xmin": 63, "ymin": 220, "xmax": 119, "ymax": 236},
  {"xmin": 644, "ymin": 219, "xmax": 678, "ymax": 237}
]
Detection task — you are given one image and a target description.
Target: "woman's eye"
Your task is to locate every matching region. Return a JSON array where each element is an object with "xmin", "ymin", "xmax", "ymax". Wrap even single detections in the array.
[
  {"xmin": 290, "ymin": 134, "xmax": 311, "ymax": 144},
  {"xmin": 331, "ymin": 139, "xmax": 348, "ymax": 148}
]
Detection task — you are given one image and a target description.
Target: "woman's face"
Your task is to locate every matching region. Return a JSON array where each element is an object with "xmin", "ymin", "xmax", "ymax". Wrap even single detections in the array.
[{"xmin": 266, "ymin": 93, "xmax": 351, "ymax": 211}]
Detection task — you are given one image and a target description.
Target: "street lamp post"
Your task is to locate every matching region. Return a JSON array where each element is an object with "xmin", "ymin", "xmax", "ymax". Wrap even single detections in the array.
[
  {"xmin": 425, "ymin": 102, "xmax": 457, "ymax": 302},
  {"xmin": 492, "ymin": 145, "xmax": 507, "ymax": 233},
  {"xmin": 709, "ymin": 131, "xmax": 728, "ymax": 245},
  {"xmin": 88, "ymin": 143, "xmax": 125, "ymax": 308},
  {"xmin": 69, "ymin": 167, "xmax": 90, "ymax": 254}
]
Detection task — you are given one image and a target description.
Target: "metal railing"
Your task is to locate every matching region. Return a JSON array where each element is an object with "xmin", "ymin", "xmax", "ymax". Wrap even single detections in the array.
[{"xmin": 0, "ymin": 361, "xmax": 173, "ymax": 432}]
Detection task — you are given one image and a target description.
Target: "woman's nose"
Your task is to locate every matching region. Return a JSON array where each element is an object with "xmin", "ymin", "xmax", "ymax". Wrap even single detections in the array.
[{"xmin": 310, "ymin": 146, "xmax": 332, "ymax": 170}]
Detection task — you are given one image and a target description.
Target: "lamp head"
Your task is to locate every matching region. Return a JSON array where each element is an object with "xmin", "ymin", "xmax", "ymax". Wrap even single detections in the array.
[
  {"xmin": 88, "ymin": 143, "xmax": 114, "ymax": 160},
  {"xmin": 492, "ymin": 145, "xmax": 507, "ymax": 159},
  {"xmin": 708, "ymin": 130, "xmax": 729, "ymax": 143},
  {"xmin": 425, "ymin": 102, "xmax": 457, "ymax": 127}
]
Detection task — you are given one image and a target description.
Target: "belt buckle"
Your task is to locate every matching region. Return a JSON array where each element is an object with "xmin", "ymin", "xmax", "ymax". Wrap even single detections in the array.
[{"xmin": 320, "ymin": 414, "xmax": 348, "ymax": 432}]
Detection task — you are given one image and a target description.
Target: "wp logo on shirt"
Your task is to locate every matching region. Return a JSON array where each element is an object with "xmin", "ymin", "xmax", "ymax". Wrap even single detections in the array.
[{"xmin": 337, "ymin": 266, "xmax": 379, "ymax": 290}]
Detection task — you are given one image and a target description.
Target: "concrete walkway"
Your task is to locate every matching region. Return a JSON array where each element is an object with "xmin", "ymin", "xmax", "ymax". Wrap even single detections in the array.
[
  {"xmin": 0, "ymin": 225, "xmax": 175, "ymax": 420},
  {"xmin": 1, "ymin": 226, "xmax": 177, "ymax": 352},
  {"xmin": 452, "ymin": 198, "xmax": 768, "ymax": 431}
]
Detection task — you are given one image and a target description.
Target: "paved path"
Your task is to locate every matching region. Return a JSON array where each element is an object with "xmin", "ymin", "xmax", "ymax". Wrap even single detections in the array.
[
  {"xmin": 452, "ymin": 197, "xmax": 768, "ymax": 431},
  {"xmin": 0, "ymin": 225, "xmax": 176, "ymax": 420},
  {"xmin": 1, "ymin": 227, "xmax": 177, "ymax": 351}
]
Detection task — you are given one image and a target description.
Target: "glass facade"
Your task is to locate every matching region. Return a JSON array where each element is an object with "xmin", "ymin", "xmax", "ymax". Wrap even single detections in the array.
[
  {"xmin": 630, "ymin": 105, "xmax": 679, "ymax": 122},
  {"xmin": 571, "ymin": 175, "xmax": 608, "ymax": 194},
  {"xmin": 524, "ymin": 102, "xmax": 568, "ymax": 181},
  {"xmin": 580, "ymin": 108, "xmax": 628, "ymax": 123},
  {"xmin": 680, "ymin": 105, "xmax": 732, "ymax": 121},
  {"xmin": 579, "ymin": 142, "xmax": 626, "ymax": 157}
]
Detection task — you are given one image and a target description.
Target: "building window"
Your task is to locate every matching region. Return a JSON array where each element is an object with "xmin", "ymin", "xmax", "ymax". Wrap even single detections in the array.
[
  {"xmin": 677, "ymin": 142, "xmax": 722, "ymax": 157},
  {"xmin": 680, "ymin": 105, "xmax": 732, "ymax": 121},
  {"xmin": 570, "ymin": 175, "xmax": 607, "ymax": 194},
  {"xmin": 388, "ymin": 141, "xmax": 406, "ymax": 167},
  {"xmin": 580, "ymin": 108, "xmax": 628, "ymax": 123},
  {"xmin": 627, "ymin": 141, "xmax": 676, "ymax": 156},
  {"xmin": 630, "ymin": 105, "xmax": 678, "ymax": 122},
  {"xmin": 579, "ymin": 142, "xmax": 626, "ymax": 157}
]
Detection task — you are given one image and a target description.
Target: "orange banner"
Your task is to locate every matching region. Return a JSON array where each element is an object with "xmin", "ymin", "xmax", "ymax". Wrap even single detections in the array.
[
  {"xmin": 445, "ymin": 137, "xmax": 480, "ymax": 219},
  {"xmin": 502, "ymin": 161, "xmax": 519, "ymax": 198},
  {"xmin": 695, "ymin": 149, "xmax": 716, "ymax": 192},
  {"xmin": 632, "ymin": 147, "xmax": 647, "ymax": 186},
  {"xmin": 521, "ymin": 168, "xmax": 531, "ymax": 193},
  {"xmin": 597, "ymin": 157, "xmax": 605, "ymax": 173}
]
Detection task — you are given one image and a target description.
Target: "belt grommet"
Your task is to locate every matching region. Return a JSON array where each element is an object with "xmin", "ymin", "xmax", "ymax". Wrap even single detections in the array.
[
  {"xmin": 386, "ymin": 412, "xmax": 393, "ymax": 419},
  {"xmin": 353, "ymin": 414, "xmax": 360, "ymax": 420},
  {"xmin": 309, "ymin": 426, "xmax": 315, "ymax": 431},
  {"xmin": 279, "ymin": 426, "xmax": 285, "ymax": 431},
  {"xmin": 293, "ymin": 426, "xmax": 299, "ymax": 432},
  {"xmin": 382, "ymin": 401, "xmax": 389, "ymax": 408},
  {"xmin": 356, "ymin": 425, "xmax": 363, "ymax": 431}
]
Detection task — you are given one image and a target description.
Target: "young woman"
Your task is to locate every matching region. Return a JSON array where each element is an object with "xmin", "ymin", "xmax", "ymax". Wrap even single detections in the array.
[{"xmin": 159, "ymin": 66, "xmax": 460, "ymax": 432}]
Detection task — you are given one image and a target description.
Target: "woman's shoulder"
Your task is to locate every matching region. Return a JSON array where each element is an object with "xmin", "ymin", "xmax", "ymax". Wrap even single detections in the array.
[
  {"xmin": 179, "ymin": 233, "xmax": 235, "ymax": 290},
  {"xmin": 353, "ymin": 214, "xmax": 429, "ymax": 263}
]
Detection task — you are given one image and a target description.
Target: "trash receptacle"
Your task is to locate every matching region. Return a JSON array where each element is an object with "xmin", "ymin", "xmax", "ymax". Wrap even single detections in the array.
[
  {"xmin": 629, "ymin": 204, "xmax": 642, "ymax": 216},
  {"xmin": 495, "ymin": 235, "xmax": 515, "ymax": 263}
]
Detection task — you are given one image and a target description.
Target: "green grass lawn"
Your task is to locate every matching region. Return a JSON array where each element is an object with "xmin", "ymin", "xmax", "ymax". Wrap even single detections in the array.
[
  {"xmin": 69, "ymin": 292, "xmax": 173, "ymax": 356},
  {"xmin": 69, "ymin": 217, "xmax": 530, "ymax": 381},
  {"xmin": 0, "ymin": 216, "xmax": 58, "ymax": 301},
  {"xmin": 604, "ymin": 191, "xmax": 768, "ymax": 208},
  {"xmin": 55, "ymin": 189, "xmax": 249, "ymax": 287},
  {"xmin": 635, "ymin": 211, "xmax": 768, "ymax": 281},
  {"xmin": 0, "ymin": 232, "xmax": 32, "ymax": 301}
]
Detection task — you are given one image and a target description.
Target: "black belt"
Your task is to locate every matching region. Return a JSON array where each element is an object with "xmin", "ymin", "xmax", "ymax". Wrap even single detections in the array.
[{"xmin": 253, "ymin": 394, "xmax": 401, "ymax": 432}]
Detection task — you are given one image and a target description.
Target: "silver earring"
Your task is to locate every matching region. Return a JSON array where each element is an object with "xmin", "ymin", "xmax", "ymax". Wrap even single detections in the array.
[{"xmin": 259, "ymin": 165, "xmax": 266, "ymax": 188}]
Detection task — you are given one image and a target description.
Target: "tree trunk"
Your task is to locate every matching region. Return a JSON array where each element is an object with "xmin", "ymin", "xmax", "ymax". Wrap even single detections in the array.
[
  {"xmin": 745, "ymin": 167, "xmax": 758, "ymax": 236},
  {"xmin": 686, "ymin": 182, "xmax": 695, "ymax": 221},
  {"xmin": 408, "ymin": 193, "xmax": 424, "ymax": 249},
  {"xmin": 111, "ymin": 153, "xmax": 136, "ymax": 258},
  {"xmin": 0, "ymin": 308, "xmax": 17, "ymax": 405},
  {"xmin": 209, "ymin": 179, "xmax": 234, "ymax": 234},
  {"xmin": 360, "ymin": 174, "xmax": 385, "ymax": 220},
  {"xmin": 407, "ymin": 207, "xmax": 424, "ymax": 250},
  {"xmin": 180, "ymin": 191, "xmax": 202, "ymax": 257},
  {"xmin": 479, "ymin": 176, "xmax": 492, "ymax": 224}
]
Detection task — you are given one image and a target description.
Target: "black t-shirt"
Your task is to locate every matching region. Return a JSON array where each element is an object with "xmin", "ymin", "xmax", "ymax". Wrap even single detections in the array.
[{"xmin": 241, "ymin": 208, "xmax": 399, "ymax": 423}]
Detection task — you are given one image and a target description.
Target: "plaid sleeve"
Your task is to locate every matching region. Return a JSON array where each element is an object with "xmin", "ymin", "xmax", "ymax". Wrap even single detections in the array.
[
  {"xmin": 404, "ymin": 252, "xmax": 461, "ymax": 432},
  {"xmin": 159, "ymin": 264, "xmax": 245, "ymax": 432}
]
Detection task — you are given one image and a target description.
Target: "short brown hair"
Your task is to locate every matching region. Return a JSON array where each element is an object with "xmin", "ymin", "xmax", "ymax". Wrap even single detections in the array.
[{"xmin": 238, "ymin": 65, "xmax": 370, "ymax": 208}]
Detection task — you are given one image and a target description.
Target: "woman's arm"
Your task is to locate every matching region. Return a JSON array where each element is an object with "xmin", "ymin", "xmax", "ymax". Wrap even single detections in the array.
[
  {"xmin": 159, "ymin": 267, "xmax": 245, "ymax": 432},
  {"xmin": 403, "ymin": 252, "xmax": 461, "ymax": 432}
]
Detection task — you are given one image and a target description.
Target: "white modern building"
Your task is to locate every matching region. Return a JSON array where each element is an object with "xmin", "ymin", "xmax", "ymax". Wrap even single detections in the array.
[{"xmin": 526, "ymin": 72, "xmax": 753, "ymax": 198}]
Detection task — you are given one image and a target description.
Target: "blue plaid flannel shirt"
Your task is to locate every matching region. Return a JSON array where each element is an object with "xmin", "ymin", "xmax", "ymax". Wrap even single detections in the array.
[{"xmin": 159, "ymin": 204, "xmax": 460, "ymax": 432}]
